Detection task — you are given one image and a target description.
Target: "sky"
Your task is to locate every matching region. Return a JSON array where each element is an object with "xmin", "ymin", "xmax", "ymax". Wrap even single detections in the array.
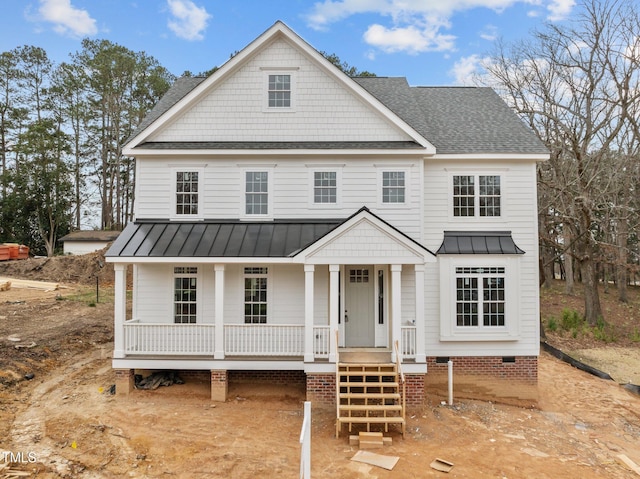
[{"xmin": 0, "ymin": 0, "xmax": 577, "ymax": 86}]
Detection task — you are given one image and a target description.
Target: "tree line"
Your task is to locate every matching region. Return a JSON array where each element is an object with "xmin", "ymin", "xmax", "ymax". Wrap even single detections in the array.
[
  {"xmin": 1, "ymin": 1, "xmax": 637, "ymax": 327},
  {"xmin": 0, "ymin": 40, "xmax": 174, "ymax": 256}
]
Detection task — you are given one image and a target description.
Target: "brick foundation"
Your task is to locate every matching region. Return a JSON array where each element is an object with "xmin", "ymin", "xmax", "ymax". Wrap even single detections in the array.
[
  {"xmin": 114, "ymin": 368, "xmax": 134, "ymax": 396},
  {"xmin": 425, "ymin": 356, "xmax": 539, "ymax": 406},
  {"xmin": 229, "ymin": 370, "xmax": 306, "ymax": 385}
]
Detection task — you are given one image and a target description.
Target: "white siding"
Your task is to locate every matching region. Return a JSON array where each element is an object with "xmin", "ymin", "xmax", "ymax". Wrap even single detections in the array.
[
  {"xmin": 422, "ymin": 159, "xmax": 540, "ymax": 357},
  {"xmin": 135, "ymin": 264, "xmax": 173, "ymax": 323},
  {"xmin": 135, "ymin": 158, "xmax": 423, "ymax": 241},
  {"xmin": 151, "ymin": 38, "xmax": 410, "ymax": 143},
  {"xmin": 63, "ymin": 241, "xmax": 110, "ymax": 255}
]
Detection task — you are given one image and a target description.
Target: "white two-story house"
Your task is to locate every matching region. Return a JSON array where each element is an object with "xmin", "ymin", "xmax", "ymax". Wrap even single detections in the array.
[{"xmin": 106, "ymin": 21, "xmax": 549, "ymax": 407}]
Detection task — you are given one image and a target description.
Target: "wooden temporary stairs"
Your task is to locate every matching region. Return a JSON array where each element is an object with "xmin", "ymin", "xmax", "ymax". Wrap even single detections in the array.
[{"xmin": 335, "ymin": 342, "xmax": 406, "ymax": 438}]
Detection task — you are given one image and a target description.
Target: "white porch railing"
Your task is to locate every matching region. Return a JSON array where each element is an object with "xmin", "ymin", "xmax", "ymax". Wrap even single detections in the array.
[
  {"xmin": 225, "ymin": 324, "xmax": 304, "ymax": 356},
  {"xmin": 313, "ymin": 326, "xmax": 330, "ymax": 358},
  {"xmin": 122, "ymin": 321, "xmax": 413, "ymax": 360},
  {"xmin": 401, "ymin": 326, "xmax": 417, "ymax": 359},
  {"xmin": 124, "ymin": 320, "xmax": 215, "ymax": 355}
]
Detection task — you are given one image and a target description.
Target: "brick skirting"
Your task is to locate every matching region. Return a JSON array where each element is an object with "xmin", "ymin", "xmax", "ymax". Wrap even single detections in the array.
[{"xmin": 425, "ymin": 356, "xmax": 539, "ymax": 406}]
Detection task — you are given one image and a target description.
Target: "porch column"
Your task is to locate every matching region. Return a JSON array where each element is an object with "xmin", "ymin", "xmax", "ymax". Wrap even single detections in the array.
[
  {"xmin": 304, "ymin": 264, "xmax": 315, "ymax": 362},
  {"xmin": 329, "ymin": 264, "xmax": 340, "ymax": 363},
  {"xmin": 113, "ymin": 263, "xmax": 128, "ymax": 359},
  {"xmin": 214, "ymin": 265, "xmax": 225, "ymax": 360},
  {"xmin": 391, "ymin": 264, "xmax": 402, "ymax": 362},
  {"xmin": 415, "ymin": 263, "xmax": 426, "ymax": 363}
]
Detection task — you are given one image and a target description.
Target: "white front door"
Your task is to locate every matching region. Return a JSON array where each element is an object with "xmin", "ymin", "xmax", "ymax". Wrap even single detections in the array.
[{"xmin": 345, "ymin": 266, "xmax": 375, "ymax": 347}]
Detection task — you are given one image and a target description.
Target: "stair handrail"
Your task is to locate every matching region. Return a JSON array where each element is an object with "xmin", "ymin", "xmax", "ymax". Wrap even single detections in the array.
[
  {"xmin": 335, "ymin": 330, "xmax": 340, "ymax": 432},
  {"xmin": 394, "ymin": 340, "xmax": 406, "ymax": 430}
]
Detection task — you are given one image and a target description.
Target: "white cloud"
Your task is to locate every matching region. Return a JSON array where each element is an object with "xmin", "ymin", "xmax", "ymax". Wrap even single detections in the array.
[
  {"xmin": 480, "ymin": 25, "xmax": 499, "ymax": 42},
  {"xmin": 546, "ymin": 0, "xmax": 575, "ymax": 21},
  {"xmin": 305, "ymin": 0, "xmax": 574, "ymax": 55},
  {"xmin": 450, "ymin": 54, "xmax": 487, "ymax": 85},
  {"xmin": 37, "ymin": 0, "xmax": 97, "ymax": 37},
  {"xmin": 166, "ymin": 0, "xmax": 211, "ymax": 41},
  {"xmin": 364, "ymin": 21, "xmax": 456, "ymax": 54}
]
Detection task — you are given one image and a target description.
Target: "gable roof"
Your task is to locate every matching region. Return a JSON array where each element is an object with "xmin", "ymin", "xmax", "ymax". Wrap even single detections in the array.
[
  {"xmin": 59, "ymin": 230, "xmax": 121, "ymax": 243},
  {"xmin": 124, "ymin": 21, "xmax": 434, "ymax": 154},
  {"xmin": 124, "ymin": 21, "xmax": 548, "ymax": 158}
]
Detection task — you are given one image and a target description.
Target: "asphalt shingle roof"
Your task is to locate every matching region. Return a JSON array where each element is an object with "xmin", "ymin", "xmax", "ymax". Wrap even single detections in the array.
[{"xmin": 127, "ymin": 73, "xmax": 548, "ymax": 156}]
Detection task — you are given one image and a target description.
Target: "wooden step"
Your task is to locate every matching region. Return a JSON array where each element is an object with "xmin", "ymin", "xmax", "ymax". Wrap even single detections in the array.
[
  {"xmin": 339, "ymin": 381, "xmax": 399, "ymax": 388},
  {"xmin": 337, "ymin": 416, "xmax": 405, "ymax": 424},
  {"xmin": 339, "ymin": 392, "xmax": 400, "ymax": 400},
  {"xmin": 339, "ymin": 404, "xmax": 403, "ymax": 412}
]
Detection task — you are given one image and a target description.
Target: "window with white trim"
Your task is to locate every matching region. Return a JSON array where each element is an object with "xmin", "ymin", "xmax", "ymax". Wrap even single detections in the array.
[
  {"xmin": 313, "ymin": 171, "xmax": 337, "ymax": 204},
  {"xmin": 245, "ymin": 171, "xmax": 269, "ymax": 215},
  {"xmin": 455, "ymin": 267, "xmax": 505, "ymax": 327},
  {"xmin": 175, "ymin": 171, "xmax": 200, "ymax": 216},
  {"xmin": 268, "ymin": 74, "xmax": 291, "ymax": 108},
  {"xmin": 453, "ymin": 175, "xmax": 501, "ymax": 217},
  {"xmin": 382, "ymin": 171, "xmax": 405, "ymax": 203},
  {"xmin": 244, "ymin": 267, "xmax": 268, "ymax": 324},
  {"xmin": 174, "ymin": 267, "xmax": 198, "ymax": 324}
]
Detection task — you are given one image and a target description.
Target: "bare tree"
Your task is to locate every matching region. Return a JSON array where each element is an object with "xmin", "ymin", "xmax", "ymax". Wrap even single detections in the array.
[{"xmin": 483, "ymin": 0, "xmax": 640, "ymax": 325}]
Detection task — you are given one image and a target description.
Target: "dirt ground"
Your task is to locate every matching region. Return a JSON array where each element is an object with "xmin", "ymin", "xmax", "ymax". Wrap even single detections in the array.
[{"xmin": 1, "ymin": 257, "xmax": 640, "ymax": 478}]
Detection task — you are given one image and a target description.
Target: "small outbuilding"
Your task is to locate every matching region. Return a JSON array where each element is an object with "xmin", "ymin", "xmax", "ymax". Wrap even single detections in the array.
[{"xmin": 60, "ymin": 230, "xmax": 120, "ymax": 255}]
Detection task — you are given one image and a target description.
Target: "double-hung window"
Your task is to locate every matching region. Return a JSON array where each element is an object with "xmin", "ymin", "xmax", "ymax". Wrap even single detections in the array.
[
  {"xmin": 453, "ymin": 174, "xmax": 501, "ymax": 217},
  {"xmin": 313, "ymin": 171, "xmax": 337, "ymax": 204},
  {"xmin": 381, "ymin": 171, "xmax": 406, "ymax": 204},
  {"xmin": 244, "ymin": 267, "xmax": 268, "ymax": 324},
  {"xmin": 175, "ymin": 171, "xmax": 200, "ymax": 216},
  {"xmin": 455, "ymin": 267, "xmax": 505, "ymax": 328},
  {"xmin": 268, "ymin": 74, "xmax": 291, "ymax": 108},
  {"xmin": 245, "ymin": 171, "xmax": 269, "ymax": 216},
  {"xmin": 174, "ymin": 267, "xmax": 198, "ymax": 324}
]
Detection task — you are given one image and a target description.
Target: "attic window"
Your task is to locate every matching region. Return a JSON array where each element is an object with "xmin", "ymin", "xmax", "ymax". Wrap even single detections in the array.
[{"xmin": 268, "ymin": 74, "xmax": 291, "ymax": 108}]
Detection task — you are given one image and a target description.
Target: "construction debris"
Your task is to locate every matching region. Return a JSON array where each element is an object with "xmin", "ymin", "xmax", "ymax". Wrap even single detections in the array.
[
  {"xmin": 430, "ymin": 458, "xmax": 454, "ymax": 473},
  {"xmin": 134, "ymin": 371, "xmax": 184, "ymax": 390},
  {"xmin": 350, "ymin": 450, "xmax": 399, "ymax": 470},
  {"xmin": 617, "ymin": 454, "xmax": 640, "ymax": 476},
  {"xmin": 349, "ymin": 432, "xmax": 392, "ymax": 449},
  {"xmin": 0, "ymin": 277, "xmax": 59, "ymax": 291}
]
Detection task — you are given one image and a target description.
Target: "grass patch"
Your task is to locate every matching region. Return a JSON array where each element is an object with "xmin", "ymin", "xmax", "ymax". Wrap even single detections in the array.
[{"xmin": 56, "ymin": 286, "xmax": 117, "ymax": 305}]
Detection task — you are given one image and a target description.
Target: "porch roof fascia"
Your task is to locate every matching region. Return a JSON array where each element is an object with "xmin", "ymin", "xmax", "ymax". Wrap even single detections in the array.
[{"xmin": 291, "ymin": 206, "xmax": 437, "ymax": 264}]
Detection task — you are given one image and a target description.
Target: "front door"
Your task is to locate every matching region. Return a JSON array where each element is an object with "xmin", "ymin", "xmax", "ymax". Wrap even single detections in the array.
[{"xmin": 345, "ymin": 266, "xmax": 374, "ymax": 347}]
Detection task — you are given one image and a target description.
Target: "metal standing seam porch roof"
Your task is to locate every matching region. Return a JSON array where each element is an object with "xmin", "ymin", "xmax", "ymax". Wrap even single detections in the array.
[
  {"xmin": 436, "ymin": 231, "xmax": 525, "ymax": 255},
  {"xmin": 106, "ymin": 220, "xmax": 344, "ymax": 258}
]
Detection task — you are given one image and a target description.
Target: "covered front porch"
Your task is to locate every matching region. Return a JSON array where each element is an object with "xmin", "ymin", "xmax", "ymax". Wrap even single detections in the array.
[{"xmin": 108, "ymin": 208, "xmax": 436, "ymax": 367}]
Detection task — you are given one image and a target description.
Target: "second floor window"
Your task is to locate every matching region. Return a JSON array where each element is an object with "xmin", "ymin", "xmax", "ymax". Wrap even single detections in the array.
[
  {"xmin": 245, "ymin": 171, "xmax": 269, "ymax": 215},
  {"xmin": 176, "ymin": 171, "xmax": 199, "ymax": 215},
  {"xmin": 268, "ymin": 74, "xmax": 291, "ymax": 108},
  {"xmin": 313, "ymin": 171, "xmax": 337, "ymax": 203},
  {"xmin": 453, "ymin": 175, "xmax": 501, "ymax": 217},
  {"xmin": 382, "ymin": 171, "xmax": 405, "ymax": 203}
]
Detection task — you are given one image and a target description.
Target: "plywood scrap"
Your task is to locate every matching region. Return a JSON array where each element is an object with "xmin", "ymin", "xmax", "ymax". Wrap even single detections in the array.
[
  {"xmin": 617, "ymin": 454, "xmax": 640, "ymax": 476},
  {"xmin": 351, "ymin": 450, "xmax": 399, "ymax": 470},
  {"xmin": 430, "ymin": 458, "xmax": 454, "ymax": 473},
  {"xmin": 0, "ymin": 277, "xmax": 59, "ymax": 291}
]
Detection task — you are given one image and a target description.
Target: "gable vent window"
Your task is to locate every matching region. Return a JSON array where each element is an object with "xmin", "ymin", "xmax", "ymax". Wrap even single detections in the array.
[{"xmin": 268, "ymin": 74, "xmax": 291, "ymax": 108}]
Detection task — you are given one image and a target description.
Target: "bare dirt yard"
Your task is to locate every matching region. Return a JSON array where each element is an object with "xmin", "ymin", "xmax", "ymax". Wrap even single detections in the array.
[{"xmin": 1, "ymin": 255, "xmax": 640, "ymax": 478}]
